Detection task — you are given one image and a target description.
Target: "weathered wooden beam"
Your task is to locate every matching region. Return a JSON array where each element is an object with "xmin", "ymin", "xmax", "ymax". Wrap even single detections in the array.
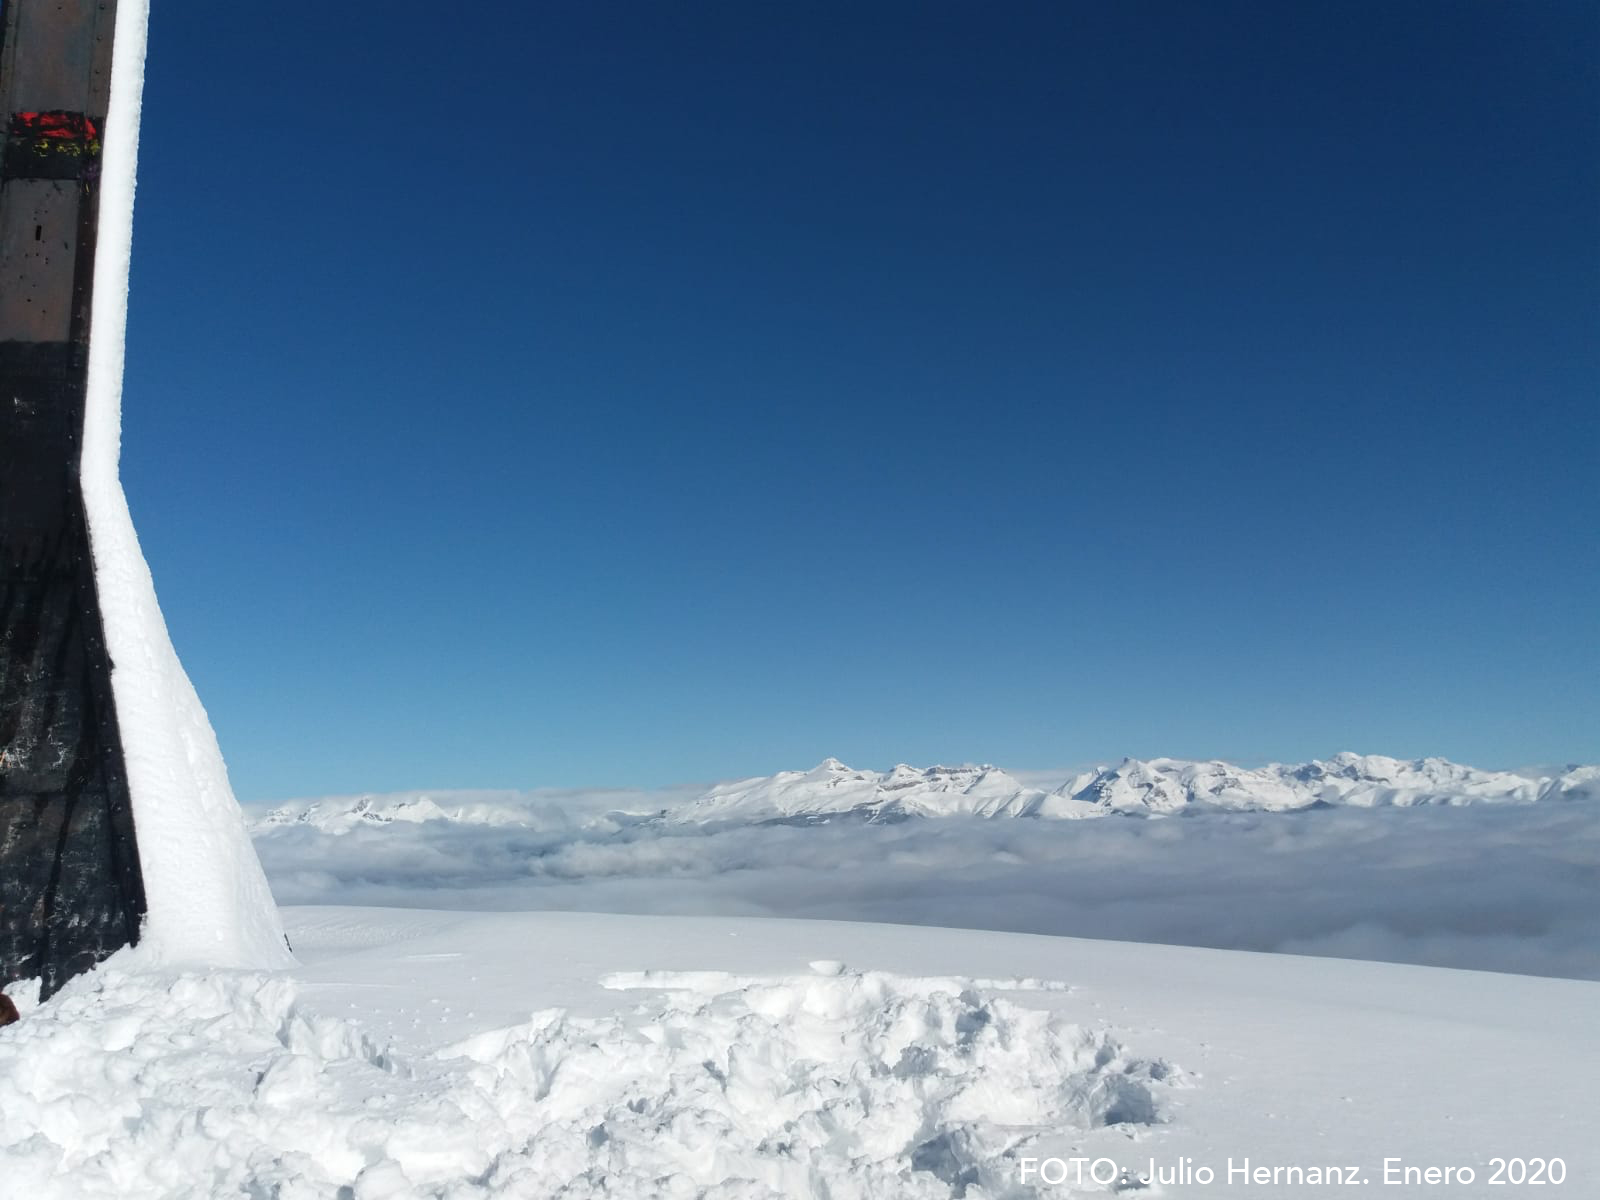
[{"xmin": 1, "ymin": 0, "xmax": 147, "ymax": 998}]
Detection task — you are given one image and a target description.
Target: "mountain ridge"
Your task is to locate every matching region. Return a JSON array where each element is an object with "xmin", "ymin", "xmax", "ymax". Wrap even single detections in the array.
[{"xmin": 254, "ymin": 754, "xmax": 1600, "ymax": 833}]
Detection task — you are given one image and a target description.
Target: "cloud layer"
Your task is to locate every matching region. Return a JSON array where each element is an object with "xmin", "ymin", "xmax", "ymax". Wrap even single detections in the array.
[{"xmin": 253, "ymin": 798, "xmax": 1600, "ymax": 981}]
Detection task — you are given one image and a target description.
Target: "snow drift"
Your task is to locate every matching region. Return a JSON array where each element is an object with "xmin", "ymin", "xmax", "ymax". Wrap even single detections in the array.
[{"xmin": 0, "ymin": 961, "xmax": 1174, "ymax": 1198}]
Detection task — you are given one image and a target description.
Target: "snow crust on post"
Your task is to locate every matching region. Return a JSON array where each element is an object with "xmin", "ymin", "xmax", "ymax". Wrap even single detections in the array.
[{"xmin": 79, "ymin": 0, "xmax": 293, "ymax": 972}]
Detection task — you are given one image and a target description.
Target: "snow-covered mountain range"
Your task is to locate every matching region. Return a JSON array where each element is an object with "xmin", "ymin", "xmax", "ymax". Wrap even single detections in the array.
[
  {"xmin": 255, "ymin": 753, "xmax": 1599, "ymax": 833},
  {"xmin": 671, "ymin": 753, "xmax": 1598, "ymax": 824},
  {"xmin": 254, "ymin": 792, "xmax": 522, "ymax": 835}
]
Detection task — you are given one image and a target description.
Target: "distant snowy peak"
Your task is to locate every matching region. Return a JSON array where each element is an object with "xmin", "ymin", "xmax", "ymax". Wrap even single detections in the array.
[
  {"xmin": 257, "ymin": 792, "xmax": 530, "ymax": 835},
  {"xmin": 673, "ymin": 761, "xmax": 1054, "ymax": 824},
  {"xmin": 1283, "ymin": 752, "xmax": 1548, "ymax": 807},
  {"xmin": 1068, "ymin": 758, "xmax": 1306, "ymax": 815},
  {"xmin": 670, "ymin": 754, "xmax": 1599, "ymax": 825},
  {"xmin": 1053, "ymin": 752, "xmax": 1595, "ymax": 815},
  {"xmin": 1549, "ymin": 764, "xmax": 1600, "ymax": 799}
]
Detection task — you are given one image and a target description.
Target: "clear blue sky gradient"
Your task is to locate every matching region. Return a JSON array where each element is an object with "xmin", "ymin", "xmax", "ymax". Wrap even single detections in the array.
[{"xmin": 119, "ymin": 2, "xmax": 1598, "ymax": 799}]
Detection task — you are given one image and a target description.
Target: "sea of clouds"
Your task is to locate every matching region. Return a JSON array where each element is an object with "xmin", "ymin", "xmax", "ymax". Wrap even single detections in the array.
[{"xmin": 250, "ymin": 795, "xmax": 1600, "ymax": 981}]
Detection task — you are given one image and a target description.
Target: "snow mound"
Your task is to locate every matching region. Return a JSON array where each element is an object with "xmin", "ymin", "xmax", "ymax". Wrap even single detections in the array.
[{"xmin": 0, "ymin": 965, "xmax": 1177, "ymax": 1199}]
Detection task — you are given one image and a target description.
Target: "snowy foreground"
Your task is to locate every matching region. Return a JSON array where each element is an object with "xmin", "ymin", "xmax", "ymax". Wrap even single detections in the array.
[{"xmin": 3, "ymin": 907, "xmax": 1596, "ymax": 1198}]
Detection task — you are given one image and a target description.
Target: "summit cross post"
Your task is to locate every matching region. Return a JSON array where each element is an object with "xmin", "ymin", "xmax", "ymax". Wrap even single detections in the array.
[{"xmin": 0, "ymin": 0, "xmax": 148, "ymax": 997}]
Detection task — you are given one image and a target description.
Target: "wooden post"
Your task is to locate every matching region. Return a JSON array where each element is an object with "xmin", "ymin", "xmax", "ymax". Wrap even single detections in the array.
[{"xmin": 0, "ymin": 0, "xmax": 147, "ymax": 997}]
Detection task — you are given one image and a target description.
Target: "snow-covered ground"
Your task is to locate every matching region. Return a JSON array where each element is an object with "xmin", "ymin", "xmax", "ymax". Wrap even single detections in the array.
[{"xmin": 4, "ymin": 908, "xmax": 1595, "ymax": 1198}]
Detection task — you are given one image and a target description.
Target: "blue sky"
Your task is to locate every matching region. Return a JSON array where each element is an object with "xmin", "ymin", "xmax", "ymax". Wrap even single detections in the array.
[{"xmin": 120, "ymin": 1, "xmax": 1598, "ymax": 799}]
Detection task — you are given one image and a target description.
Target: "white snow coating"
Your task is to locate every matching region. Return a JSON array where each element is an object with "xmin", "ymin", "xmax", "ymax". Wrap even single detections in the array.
[{"xmin": 78, "ymin": 0, "xmax": 290, "ymax": 971}]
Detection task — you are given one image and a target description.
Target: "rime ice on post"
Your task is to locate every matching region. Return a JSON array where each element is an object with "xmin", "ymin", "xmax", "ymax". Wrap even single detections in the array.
[{"xmin": 1, "ymin": 0, "xmax": 290, "ymax": 998}]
